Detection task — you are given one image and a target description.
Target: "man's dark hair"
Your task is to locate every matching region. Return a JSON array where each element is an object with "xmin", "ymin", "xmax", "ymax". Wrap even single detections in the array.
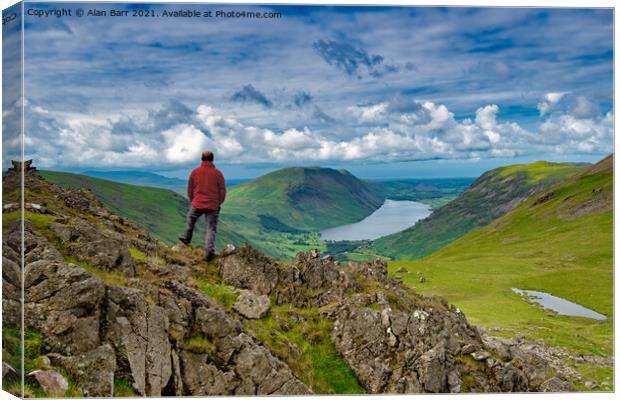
[{"xmin": 201, "ymin": 151, "xmax": 214, "ymax": 162}]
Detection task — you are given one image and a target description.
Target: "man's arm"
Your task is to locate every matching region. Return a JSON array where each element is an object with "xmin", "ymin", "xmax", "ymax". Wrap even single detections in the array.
[
  {"xmin": 187, "ymin": 172, "xmax": 195, "ymax": 201},
  {"xmin": 218, "ymin": 171, "xmax": 226, "ymax": 206}
]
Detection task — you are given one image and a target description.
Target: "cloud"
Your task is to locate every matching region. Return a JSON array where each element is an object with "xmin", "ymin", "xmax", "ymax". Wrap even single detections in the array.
[
  {"xmin": 537, "ymin": 91, "xmax": 569, "ymax": 115},
  {"xmin": 230, "ymin": 84, "xmax": 273, "ymax": 108},
  {"xmin": 293, "ymin": 91, "xmax": 313, "ymax": 108},
  {"xmin": 313, "ymin": 39, "xmax": 398, "ymax": 79},
  {"xmin": 572, "ymin": 95, "xmax": 599, "ymax": 119}
]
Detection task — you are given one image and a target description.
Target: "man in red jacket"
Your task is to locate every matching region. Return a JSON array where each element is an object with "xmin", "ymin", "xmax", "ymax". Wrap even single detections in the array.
[{"xmin": 179, "ymin": 151, "xmax": 227, "ymax": 261}]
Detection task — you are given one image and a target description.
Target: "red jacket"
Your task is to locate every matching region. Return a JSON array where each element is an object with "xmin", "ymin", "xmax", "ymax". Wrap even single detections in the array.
[{"xmin": 187, "ymin": 161, "xmax": 226, "ymax": 211}]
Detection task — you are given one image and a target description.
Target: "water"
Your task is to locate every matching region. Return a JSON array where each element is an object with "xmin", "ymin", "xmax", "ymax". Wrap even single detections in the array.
[
  {"xmin": 320, "ymin": 199, "xmax": 431, "ymax": 241},
  {"xmin": 512, "ymin": 288, "xmax": 607, "ymax": 321}
]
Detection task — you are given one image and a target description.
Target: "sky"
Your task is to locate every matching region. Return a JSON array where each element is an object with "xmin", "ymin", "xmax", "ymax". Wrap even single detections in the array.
[{"xmin": 3, "ymin": 3, "xmax": 614, "ymax": 179}]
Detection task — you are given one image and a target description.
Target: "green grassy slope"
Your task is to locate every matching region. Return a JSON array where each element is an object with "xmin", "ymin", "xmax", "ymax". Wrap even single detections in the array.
[
  {"xmin": 391, "ymin": 155, "xmax": 613, "ymax": 388},
  {"xmin": 40, "ymin": 170, "xmax": 246, "ymax": 249},
  {"xmin": 373, "ymin": 161, "xmax": 587, "ymax": 260}
]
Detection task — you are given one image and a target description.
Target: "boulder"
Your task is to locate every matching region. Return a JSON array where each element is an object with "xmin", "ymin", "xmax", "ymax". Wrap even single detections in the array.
[
  {"xmin": 233, "ymin": 290, "xmax": 271, "ymax": 319},
  {"xmin": 28, "ymin": 369, "xmax": 69, "ymax": 397},
  {"xmin": 219, "ymin": 246, "xmax": 278, "ymax": 295},
  {"xmin": 73, "ymin": 239, "xmax": 135, "ymax": 276},
  {"xmin": 51, "ymin": 344, "xmax": 116, "ymax": 397},
  {"xmin": 2, "ymin": 362, "xmax": 18, "ymax": 381},
  {"xmin": 25, "ymin": 260, "xmax": 105, "ymax": 355}
]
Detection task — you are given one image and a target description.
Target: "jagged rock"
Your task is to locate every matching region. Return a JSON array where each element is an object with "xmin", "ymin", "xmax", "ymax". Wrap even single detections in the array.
[
  {"xmin": 2, "ymin": 257, "xmax": 21, "ymax": 327},
  {"xmin": 73, "ymin": 239, "xmax": 135, "ymax": 276},
  {"xmin": 219, "ymin": 246, "xmax": 278, "ymax": 295},
  {"xmin": 165, "ymin": 282, "xmax": 312, "ymax": 395},
  {"xmin": 51, "ymin": 344, "xmax": 116, "ymax": 397},
  {"xmin": 233, "ymin": 290, "xmax": 271, "ymax": 319},
  {"xmin": 28, "ymin": 369, "xmax": 69, "ymax": 396},
  {"xmin": 2, "ymin": 362, "xmax": 18, "ymax": 381},
  {"xmin": 471, "ymin": 351, "xmax": 491, "ymax": 361},
  {"xmin": 419, "ymin": 276, "xmax": 427, "ymax": 283},
  {"xmin": 105, "ymin": 285, "xmax": 173, "ymax": 396},
  {"xmin": 25, "ymin": 259, "xmax": 105, "ymax": 355}
]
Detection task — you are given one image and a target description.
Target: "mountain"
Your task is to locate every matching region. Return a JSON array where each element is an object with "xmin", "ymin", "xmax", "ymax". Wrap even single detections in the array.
[
  {"xmin": 225, "ymin": 167, "xmax": 384, "ymax": 231},
  {"xmin": 2, "ymin": 165, "xmax": 576, "ymax": 396},
  {"xmin": 367, "ymin": 178, "xmax": 474, "ymax": 208},
  {"xmin": 80, "ymin": 170, "xmax": 250, "ymax": 194},
  {"xmin": 390, "ymin": 154, "xmax": 613, "ymax": 390},
  {"xmin": 81, "ymin": 170, "xmax": 187, "ymax": 192},
  {"xmin": 40, "ymin": 170, "xmax": 246, "ymax": 248},
  {"xmin": 372, "ymin": 161, "xmax": 588, "ymax": 260}
]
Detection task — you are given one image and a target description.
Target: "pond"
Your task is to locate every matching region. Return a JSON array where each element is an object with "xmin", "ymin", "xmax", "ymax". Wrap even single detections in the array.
[
  {"xmin": 320, "ymin": 199, "xmax": 432, "ymax": 241},
  {"xmin": 512, "ymin": 288, "xmax": 607, "ymax": 321}
]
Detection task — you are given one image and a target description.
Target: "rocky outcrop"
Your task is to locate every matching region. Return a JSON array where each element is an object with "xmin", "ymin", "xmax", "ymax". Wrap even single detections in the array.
[{"xmin": 219, "ymin": 246, "xmax": 279, "ymax": 295}]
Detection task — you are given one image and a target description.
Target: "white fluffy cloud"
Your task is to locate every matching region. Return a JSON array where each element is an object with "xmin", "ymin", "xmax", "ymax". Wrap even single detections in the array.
[
  {"xmin": 537, "ymin": 91, "xmax": 569, "ymax": 116},
  {"xmin": 22, "ymin": 93, "xmax": 612, "ymax": 170}
]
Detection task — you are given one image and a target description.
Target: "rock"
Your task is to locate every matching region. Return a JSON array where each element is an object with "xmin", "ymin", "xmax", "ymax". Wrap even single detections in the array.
[
  {"xmin": 541, "ymin": 377, "xmax": 574, "ymax": 392},
  {"xmin": 419, "ymin": 276, "xmax": 427, "ymax": 283},
  {"xmin": 220, "ymin": 244, "xmax": 237, "ymax": 257},
  {"xmin": 584, "ymin": 381, "xmax": 597, "ymax": 389},
  {"xmin": 2, "ymin": 362, "xmax": 18, "ymax": 381},
  {"xmin": 72, "ymin": 239, "xmax": 135, "ymax": 276},
  {"xmin": 233, "ymin": 290, "xmax": 271, "ymax": 319},
  {"xmin": 471, "ymin": 351, "xmax": 491, "ymax": 361},
  {"xmin": 25, "ymin": 260, "xmax": 105, "ymax": 355},
  {"xmin": 396, "ymin": 267, "xmax": 408, "ymax": 273},
  {"xmin": 460, "ymin": 343, "xmax": 476, "ymax": 355},
  {"xmin": 105, "ymin": 286, "xmax": 172, "ymax": 396},
  {"xmin": 28, "ymin": 369, "xmax": 69, "ymax": 396},
  {"xmin": 52, "ymin": 344, "xmax": 116, "ymax": 397},
  {"xmin": 219, "ymin": 246, "xmax": 279, "ymax": 295}
]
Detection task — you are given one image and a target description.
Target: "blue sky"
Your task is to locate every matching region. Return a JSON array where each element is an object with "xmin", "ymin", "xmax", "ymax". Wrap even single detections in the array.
[{"xmin": 7, "ymin": 3, "xmax": 614, "ymax": 178}]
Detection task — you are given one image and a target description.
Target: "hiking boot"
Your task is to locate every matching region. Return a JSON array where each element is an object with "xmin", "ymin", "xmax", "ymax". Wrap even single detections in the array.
[
  {"xmin": 205, "ymin": 252, "xmax": 216, "ymax": 262},
  {"xmin": 178, "ymin": 236, "xmax": 190, "ymax": 245}
]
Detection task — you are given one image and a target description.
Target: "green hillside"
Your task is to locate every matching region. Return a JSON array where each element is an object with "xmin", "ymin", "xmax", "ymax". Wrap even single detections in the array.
[
  {"xmin": 40, "ymin": 171, "xmax": 246, "ymax": 249},
  {"xmin": 390, "ymin": 155, "xmax": 613, "ymax": 388},
  {"xmin": 373, "ymin": 161, "xmax": 587, "ymax": 260},
  {"xmin": 225, "ymin": 167, "xmax": 383, "ymax": 230}
]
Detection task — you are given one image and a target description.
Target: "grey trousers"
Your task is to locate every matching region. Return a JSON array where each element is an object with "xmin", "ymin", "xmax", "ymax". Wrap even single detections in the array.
[{"xmin": 182, "ymin": 206, "xmax": 219, "ymax": 254}]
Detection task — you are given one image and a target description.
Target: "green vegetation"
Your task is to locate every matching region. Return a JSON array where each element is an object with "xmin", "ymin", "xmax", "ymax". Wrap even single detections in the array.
[
  {"xmin": 244, "ymin": 304, "xmax": 365, "ymax": 394},
  {"xmin": 390, "ymin": 156, "xmax": 613, "ymax": 387},
  {"xmin": 190, "ymin": 277, "xmax": 239, "ymax": 309},
  {"xmin": 184, "ymin": 335, "xmax": 217, "ymax": 355},
  {"xmin": 113, "ymin": 377, "xmax": 138, "ymax": 397},
  {"xmin": 374, "ymin": 161, "xmax": 587, "ymax": 260}
]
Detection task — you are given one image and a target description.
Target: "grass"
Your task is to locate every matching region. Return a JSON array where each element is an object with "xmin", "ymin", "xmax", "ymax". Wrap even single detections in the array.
[
  {"xmin": 129, "ymin": 247, "xmax": 148, "ymax": 262},
  {"xmin": 184, "ymin": 335, "xmax": 217, "ymax": 355},
  {"xmin": 390, "ymin": 163, "xmax": 613, "ymax": 388},
  {"xmin": 190, "ymin": 277, "xmax": 239, "ymax": 309},
  {"xmin": 244, "ymin": 304, "xmax": 365, "ymax": 394}
]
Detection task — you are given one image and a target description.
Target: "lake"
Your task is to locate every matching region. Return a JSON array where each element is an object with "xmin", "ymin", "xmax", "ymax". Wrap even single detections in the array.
[
  {"xmin": 320, "ymin": 199, "xmax": 432, "ymax": 241},
  {"xmin": 512, "ymin": 288, "xmax": 607, "ymax": 321}
]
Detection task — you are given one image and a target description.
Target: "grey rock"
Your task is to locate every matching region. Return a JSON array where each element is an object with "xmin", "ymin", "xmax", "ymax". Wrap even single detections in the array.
[
  {"xmin": 2, "ymin": 362, "xmax": 18, "ymax": 381},
  {"xmin": 233, "ymin": 290, "xmax": 271, "ymax": 319},
  {"xmin": 53, "ymin": 344, "xmax": 116, "ymax": 397},
  {"xmin": 73, "ymin": 239, "xmax": 135, "ymax": 276},
  {"xmin": 28, "ymin": 369, "xmax": 69, "ymax": 397},
  {"xmin": 219, "ymin": 246, "xmax": 278, "ymax": 295},
  {"xmin": 25, "ymin": 260, "xmax": 105, "ymax": 355},
  {"xmin": 396, "ymin": 267, "xmax": 408, "ymax": 273}
]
